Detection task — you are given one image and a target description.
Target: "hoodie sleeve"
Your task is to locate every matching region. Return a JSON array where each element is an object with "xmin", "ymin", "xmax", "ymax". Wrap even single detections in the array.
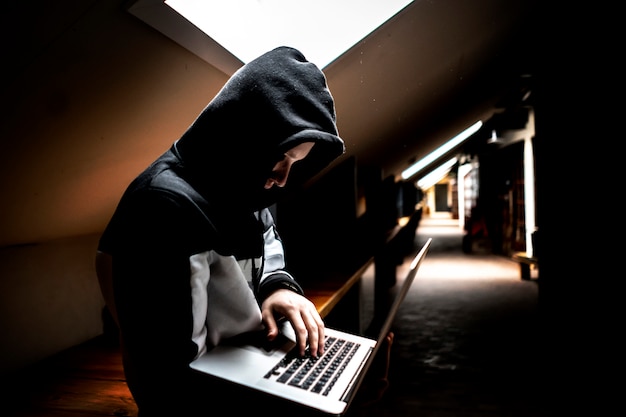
[{"xmin": 255, "ymin": 208, "xmax": 304, "ymax": 302}]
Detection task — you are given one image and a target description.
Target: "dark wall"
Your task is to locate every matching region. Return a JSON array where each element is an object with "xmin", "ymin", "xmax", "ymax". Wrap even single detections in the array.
[
  {"xmin": 275, "ymin": 157, "xmax": 421, "ymax": 284},
  {"xmin": 276, "ymin": 157, "xmax": 359, "ymax": 282},
  {"xmin": 530, "ymin": 4, "xmax": 606, "ymax": 413}
]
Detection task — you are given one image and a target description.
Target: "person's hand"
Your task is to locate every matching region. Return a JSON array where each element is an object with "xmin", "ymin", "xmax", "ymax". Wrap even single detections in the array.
[{"xmin": 261, "ymin": 288, "xmax": 325, "ymax": 358}]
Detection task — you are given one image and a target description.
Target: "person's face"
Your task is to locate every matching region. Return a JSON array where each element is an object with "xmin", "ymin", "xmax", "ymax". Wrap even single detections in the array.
[{"xmin": 264, "ymin": 142, "xmax": 314, "ymax": 189}]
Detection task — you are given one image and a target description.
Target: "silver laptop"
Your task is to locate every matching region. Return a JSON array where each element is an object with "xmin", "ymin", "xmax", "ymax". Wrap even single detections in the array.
[{"xmin": 190, "ymin": 238, "xmax": 432, "ymax": 415}]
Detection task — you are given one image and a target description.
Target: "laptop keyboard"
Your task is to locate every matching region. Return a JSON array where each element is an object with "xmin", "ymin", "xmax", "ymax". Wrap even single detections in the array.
[{"xmin": 264, "ymin": 336, "xmax": 361, "ymax": 396}]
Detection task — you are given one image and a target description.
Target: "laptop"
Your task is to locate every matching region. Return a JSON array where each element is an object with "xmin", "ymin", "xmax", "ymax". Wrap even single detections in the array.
[{"xmin": 190, "ymin": 238, "xmax": 432, "ymax": 415}]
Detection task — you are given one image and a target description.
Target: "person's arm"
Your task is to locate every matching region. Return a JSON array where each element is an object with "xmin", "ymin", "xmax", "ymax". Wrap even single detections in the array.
[
  {"xmin": 256, "ymin": 209, "xmax": 325, "ymax": 357},
  {"xmin": 111, "ymin": 190, "xmax": 207, "ymax": 410}
]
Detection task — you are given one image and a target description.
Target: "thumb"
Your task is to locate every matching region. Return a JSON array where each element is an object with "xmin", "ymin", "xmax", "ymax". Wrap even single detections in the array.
[{"xmin": 262, "ymin": 311, "xmax": 279, "ymax": 341}]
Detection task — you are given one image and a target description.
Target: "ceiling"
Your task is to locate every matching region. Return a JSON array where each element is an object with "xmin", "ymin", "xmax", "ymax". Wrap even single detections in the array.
[
  {"xmin": 0, "ymin": 0, "xmax": 538, "ymax": 247},
  {"xmin": 159, "ymin": 0, "xmax": 416, "ymax": 69}
]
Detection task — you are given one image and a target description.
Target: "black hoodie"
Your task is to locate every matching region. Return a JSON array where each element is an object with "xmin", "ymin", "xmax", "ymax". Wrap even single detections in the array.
[
  {"xmin": 97, "ymin": 46, "xmax": 344, "ymax": 415},
  {"xmin": 177, "ymin": 46, "xmax": 344, "ymax": 210}
]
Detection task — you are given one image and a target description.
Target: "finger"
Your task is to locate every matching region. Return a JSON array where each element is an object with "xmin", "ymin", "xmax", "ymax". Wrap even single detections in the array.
[
  {"xmin": 314, "ymin": 314, "xmax": 325, "ymax": 355},
  {"xmin": 287, "ymin": 302, "xmax": 323, "ymax": 358},
  {"xmin": 291, "ymin": 317, "xmax": 309, "ymax": 356},
  {"xmin": 303, "ymin": 309, "xmax": 325, "ymax": 358},
  {"xmin": 305, "ymin": 322, "xmax": 319, "ymax": 358},
  {"xmin": 261, "ymin": 309, "xmax": 279, "ymax": 341}
]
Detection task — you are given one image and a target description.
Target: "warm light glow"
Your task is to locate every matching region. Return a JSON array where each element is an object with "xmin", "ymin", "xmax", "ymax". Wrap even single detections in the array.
[
  {"xmin": 398, "ymin": 216, "xmax": 410, "ymax": 227},
  {"xmin": 401, "ymin": 120, "xmax": 482, "ymax": 180},
  {"xmin": 164, "ymin": 0, "xmax": 413, "ymax": 68}
]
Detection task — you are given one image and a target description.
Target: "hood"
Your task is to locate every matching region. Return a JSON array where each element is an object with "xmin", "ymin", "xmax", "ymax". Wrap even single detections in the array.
[{"xmin": 175, "ymin": 46, "xmax": 345, "ymax": 212}]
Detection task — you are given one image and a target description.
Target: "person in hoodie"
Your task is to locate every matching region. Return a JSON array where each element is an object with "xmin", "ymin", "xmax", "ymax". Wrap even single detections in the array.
[{"xmin": 95, "ymin": 46, "xmax": 345, "ymax": 416}]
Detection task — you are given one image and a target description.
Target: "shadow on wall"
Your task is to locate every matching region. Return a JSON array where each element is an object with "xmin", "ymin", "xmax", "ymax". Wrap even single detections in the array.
[{"xmin": 0, "ymin": 234, "xmax": 105, "ymax": 374}]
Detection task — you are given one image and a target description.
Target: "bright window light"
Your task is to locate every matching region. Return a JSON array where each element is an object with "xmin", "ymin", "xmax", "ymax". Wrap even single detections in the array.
[
  {"xmin": 164, "ymin": 0, "xmax": 413, "ymax": 69},
  {"xmin": 417, "ymin": 157, "xmax": 457, "ymax": 189},
  {"xmin": 401, "ymin": 120, "xmax": 483, "ymax": 180}
]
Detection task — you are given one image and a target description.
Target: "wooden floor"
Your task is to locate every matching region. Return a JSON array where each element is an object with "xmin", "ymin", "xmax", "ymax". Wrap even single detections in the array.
[{"xmin": 5, "ymin": 336, "xmax": 138, "ymax": 417}]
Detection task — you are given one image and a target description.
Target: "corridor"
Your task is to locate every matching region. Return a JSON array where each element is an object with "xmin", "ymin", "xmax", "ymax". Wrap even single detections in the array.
[{"xmin": 350, "ymin": 214, "xmax": 547, "ymax": 417}]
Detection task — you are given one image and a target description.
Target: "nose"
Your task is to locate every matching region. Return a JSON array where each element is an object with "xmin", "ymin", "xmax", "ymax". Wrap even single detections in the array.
[
  {"xmin": 265, "ymin": 161, "xmax": 291, "ymax": 189},
  {"xmin": 271, "ymin": 171, "xmax": 288, "ymax": 188}
]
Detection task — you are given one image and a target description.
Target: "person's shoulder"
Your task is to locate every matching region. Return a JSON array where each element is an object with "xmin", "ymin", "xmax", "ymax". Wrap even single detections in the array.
[{"xmin": 134, "ymin": 151, "xmax": 196, "ymax": 197}]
